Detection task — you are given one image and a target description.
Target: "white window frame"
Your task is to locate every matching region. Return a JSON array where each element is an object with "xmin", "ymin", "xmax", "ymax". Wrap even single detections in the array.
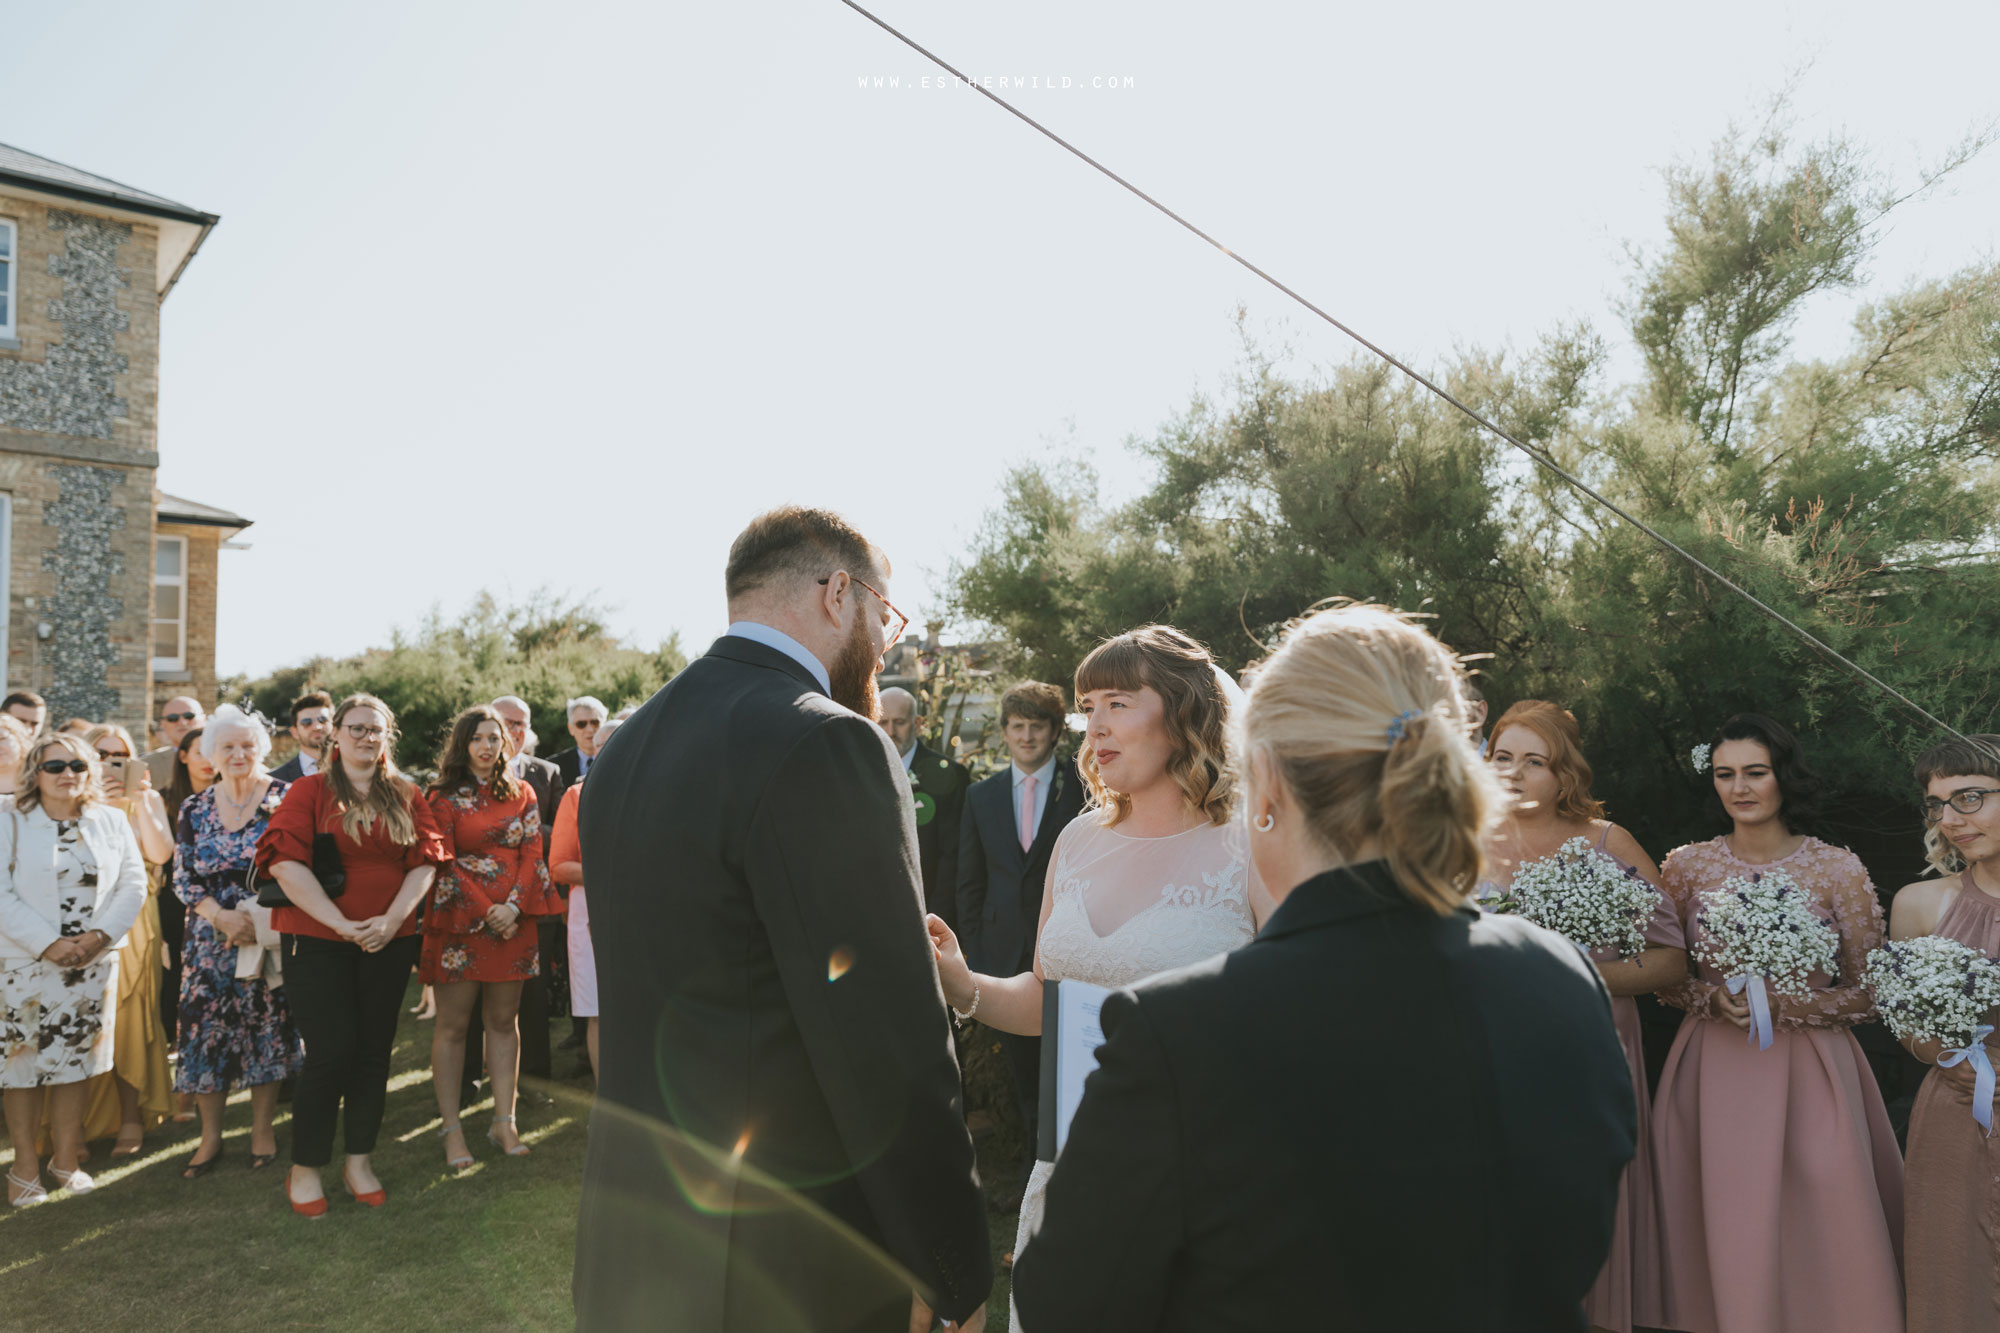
[
  {"xmin": 0, "ymin": 218, "xmax": 15, "ymax": 342},
  {"xmin": 152, "ymin": 534, "xmax": 187, "ymax": 673}
]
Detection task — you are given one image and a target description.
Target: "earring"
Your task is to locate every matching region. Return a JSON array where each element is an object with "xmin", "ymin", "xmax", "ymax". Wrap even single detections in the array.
[{"xmin": 1254, "ymin": 812, "xmax": 1276, "ymax": 833}]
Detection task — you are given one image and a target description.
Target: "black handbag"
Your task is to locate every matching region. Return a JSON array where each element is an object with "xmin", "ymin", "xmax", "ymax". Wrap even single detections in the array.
[{"xmin": 252, "ymin": 832, "xmax": 347, "ymax": 909}]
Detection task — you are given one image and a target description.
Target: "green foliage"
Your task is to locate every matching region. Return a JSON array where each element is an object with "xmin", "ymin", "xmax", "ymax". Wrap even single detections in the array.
[
  {"xmin": 223, "ymin": 591, "xmax": 687, "ymax": 774},
  {"xmin": 947, "ymin": 123, "xmax": 2000, "ymax": 880}
]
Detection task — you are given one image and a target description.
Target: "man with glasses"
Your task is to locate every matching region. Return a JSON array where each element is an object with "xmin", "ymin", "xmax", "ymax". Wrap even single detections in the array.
[
  {"xmin": 271, "ymin": 691, "xmax": 335, "ymax": 782},
  {"xmin": 491, "ymin": 695, "xmax": 577, "ymax": 1078},
  {"xmin": 574, "ymin": 504, "xmax": 989, "ymax": 1332},
  {"xmin": 550, "ymin": 697, "xmax": 609, "ymax": 792},
  {"xmin": 144, "ymin": 696, "xmax": 207, "ymax": 791}
]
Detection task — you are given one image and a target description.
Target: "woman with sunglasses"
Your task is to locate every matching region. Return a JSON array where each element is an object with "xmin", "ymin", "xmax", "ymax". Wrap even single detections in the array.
[
  {"xmin": 0, "ymin": 733, "xmax": 148, "ymax": 1206},
  {"xmin": 65, "ymin": 724, "xmax": 176, "ymax": 1159},
  {"xmin": 254, "ymin": 693, "xmax": 450, "ymax": 1217},
  {"xmin": 1890, "ymin": 735, "xmax": 2000, "ymax": 1331}
]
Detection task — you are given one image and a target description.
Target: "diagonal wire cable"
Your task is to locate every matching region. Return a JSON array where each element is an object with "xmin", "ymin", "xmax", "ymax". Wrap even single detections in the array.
[{"xmin": 837, "ymin": 0, "xmax": 1967, "ymax": 740}]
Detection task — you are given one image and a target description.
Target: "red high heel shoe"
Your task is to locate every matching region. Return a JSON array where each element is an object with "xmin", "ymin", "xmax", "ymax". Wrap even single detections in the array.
[
  {"xmin": 284, "ymin": 1177, "xmax": 328, "ymax": 1218},
  {"xmin": 342, "ymin": 1165, "xmax": 386, "ymax": 1208}
]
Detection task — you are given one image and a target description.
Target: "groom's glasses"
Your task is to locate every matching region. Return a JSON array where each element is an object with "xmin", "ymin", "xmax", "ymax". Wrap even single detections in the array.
[{"xmin": 819, "ymin": 575, "xmax": 910, "ymax": 645}]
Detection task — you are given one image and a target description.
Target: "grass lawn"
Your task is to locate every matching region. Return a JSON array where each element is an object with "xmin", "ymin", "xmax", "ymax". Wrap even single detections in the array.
[{"xmin": 1, "ymin": 983, "xmax": 1027, "ymax": 1332}]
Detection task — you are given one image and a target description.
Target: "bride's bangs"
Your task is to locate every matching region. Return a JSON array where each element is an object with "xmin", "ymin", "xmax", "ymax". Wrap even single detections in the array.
[{"xmin": 1074, "ymin": 636, "xmax": 1151, "ymax": 701}]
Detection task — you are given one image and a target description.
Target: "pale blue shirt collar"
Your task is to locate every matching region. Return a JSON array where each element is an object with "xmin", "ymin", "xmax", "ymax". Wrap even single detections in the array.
[
  {"xmin": 726, "ymin": 620, "xmax": 832, "ymax": 695},
  {"xmin": 1011, "ymin": 757, "xmax": 1056, "ymax": 788},
  {"xmin": 901, "ymin": 744, "xmax": 918, "ymax": 771}
]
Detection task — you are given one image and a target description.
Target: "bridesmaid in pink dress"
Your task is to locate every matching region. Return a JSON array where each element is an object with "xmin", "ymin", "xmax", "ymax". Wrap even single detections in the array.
[
  {"xmin": 1890, "ymin": 734, "xmax": 2000, "ymax": 1332},
  {"xmin": 1480, "ymin": 701, "xmax": 1687, "ymax": 1333},
  {"xmin": 1651, "ymin": 713, "xmax": 1904, "ymax": 1333}
]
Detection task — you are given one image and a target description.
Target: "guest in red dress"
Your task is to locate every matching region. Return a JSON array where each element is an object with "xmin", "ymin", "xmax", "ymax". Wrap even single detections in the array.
[
  {"xmin": 256, "ymin": 693, "xmax": 452, "ymax": 1218},
  {"xmin": 421, "ymin": 705, "xmax": 560, "ymax": 1168}
]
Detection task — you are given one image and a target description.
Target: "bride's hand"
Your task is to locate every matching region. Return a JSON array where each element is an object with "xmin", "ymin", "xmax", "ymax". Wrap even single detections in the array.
[{"xmin": 924, "ymin": 913, "xmax": 976, "ymax": 1011}]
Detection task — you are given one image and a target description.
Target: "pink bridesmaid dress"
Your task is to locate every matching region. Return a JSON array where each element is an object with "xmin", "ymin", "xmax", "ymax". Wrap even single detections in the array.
[
  {"xmin": 1649, "ymin": 836, "xmax": 1905, "ymax": 1333},
  {"xmin": 1585, "ymin": 833, "xmax": 1686, "ymax": 1333},
  {"xmin": 1901, "ymin": 871, "xmax": 2000, "ymax": 1332}
]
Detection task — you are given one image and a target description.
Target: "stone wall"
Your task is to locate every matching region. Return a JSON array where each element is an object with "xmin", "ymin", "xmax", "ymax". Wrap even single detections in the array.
[{"xmin": 0, "ymin": 187, "xmax": 163, "ymax": 737}]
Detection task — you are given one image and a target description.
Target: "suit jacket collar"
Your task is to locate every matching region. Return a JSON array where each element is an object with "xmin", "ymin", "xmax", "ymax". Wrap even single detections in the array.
[
  {"xmin": 706, "ymin": 634, "xmax": 828, "ymax": 697},
  {"xmin": 1255, "ymin": 859, "xmax": 1477, "ymax": 942}
]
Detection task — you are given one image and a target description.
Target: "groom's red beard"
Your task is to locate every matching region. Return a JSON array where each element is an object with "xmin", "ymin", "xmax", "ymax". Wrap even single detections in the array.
[{"xmin": 828, "ymin": 613, "xmax": 882, "ymax": 719}]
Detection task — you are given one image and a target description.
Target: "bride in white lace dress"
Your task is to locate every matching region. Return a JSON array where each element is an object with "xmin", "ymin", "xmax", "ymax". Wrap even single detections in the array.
[{"xmin": 926, "ymin": 625, "xmax": 1261, "ymax": 1332}]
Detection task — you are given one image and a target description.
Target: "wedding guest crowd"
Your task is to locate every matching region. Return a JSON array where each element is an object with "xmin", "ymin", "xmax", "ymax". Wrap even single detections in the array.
[{"xmin": 4, "ymin": 500, "xmax": 1997, "ymax": 1333}]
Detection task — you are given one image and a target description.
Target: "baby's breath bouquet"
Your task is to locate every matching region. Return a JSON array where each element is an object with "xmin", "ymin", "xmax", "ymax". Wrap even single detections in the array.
[
  {"xmin": 1863, "ymin": 935, "xmax": 2000, "ymax": 1134},
  {"xmin": 1505, "ymin": 837, "xmax": 1661, "ymax": 961},
  {"xmin": 1691, "ymin": 868, "xmax": 1841, "ymax": 1050}
]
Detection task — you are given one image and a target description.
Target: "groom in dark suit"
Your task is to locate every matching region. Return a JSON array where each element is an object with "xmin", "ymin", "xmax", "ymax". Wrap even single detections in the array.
[
  {"xmin": 957, "ymin": 680, "xmax": 1084, "ymax": 1205},
  {"xmin": 573, "ymin": 506, "xmax": 990, "ymax": 1332}
]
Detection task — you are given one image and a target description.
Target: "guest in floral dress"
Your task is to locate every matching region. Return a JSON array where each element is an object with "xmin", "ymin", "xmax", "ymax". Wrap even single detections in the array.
[
  {"xmin": 1891, "ymin": 733, "xmax": 2000, "ymax": 1333},
  {"xmin": 1650, "ymin": 713, "xmax": 1904, "ymax": 1333},
  {"xmin": 173, "ymin": 705, "xmax": 304, "ymax": 1179},
  {"xmin": 422, "ymin": 705, "xmax": 559, "ymax": 1168},
  {"xmin": 0, "ymin": 733, "xmax": 147, "ymax": 1206}
]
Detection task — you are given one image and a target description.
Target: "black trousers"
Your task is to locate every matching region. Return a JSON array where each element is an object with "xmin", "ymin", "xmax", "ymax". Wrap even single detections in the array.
[
  {"xmin": 999, "ymin": 1029, "xmax": 1041, "ymax": 1196},
  {"xmin": 283, "ymin": 932, "xmax": 419, "ymax": 1167}
]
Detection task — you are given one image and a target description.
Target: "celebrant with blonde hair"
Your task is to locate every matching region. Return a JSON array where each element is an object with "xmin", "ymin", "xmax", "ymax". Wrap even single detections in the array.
[{"xmin": 1011, "ymin": 602, "xmax": 1634, "ymax": 1330}]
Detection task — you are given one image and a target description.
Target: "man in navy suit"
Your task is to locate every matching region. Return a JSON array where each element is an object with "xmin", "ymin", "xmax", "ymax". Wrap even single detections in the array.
[{"xmin": 957, "ymin": 680, "xmax": 1085, "ymax": 1207}]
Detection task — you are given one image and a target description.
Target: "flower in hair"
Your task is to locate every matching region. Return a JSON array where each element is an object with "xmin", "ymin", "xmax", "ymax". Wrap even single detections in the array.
[
  {"xmin": 1385, "ymin": 710, "xmax": 1422, "ymax": 745},
  {"xmin": 1691, "ymin": 744, "xmax": 1712, "ymax": 774}
]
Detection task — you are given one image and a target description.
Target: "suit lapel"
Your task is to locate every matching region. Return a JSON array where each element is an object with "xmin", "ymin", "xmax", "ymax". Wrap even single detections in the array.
[{"xmin": 1024, "ymin": 762, "xmax": 1075, "ymax": 865}]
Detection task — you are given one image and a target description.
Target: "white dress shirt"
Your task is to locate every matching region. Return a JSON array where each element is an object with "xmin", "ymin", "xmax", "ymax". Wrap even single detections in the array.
[
  {"xmin": 901, "ymin": 744, "xmax": 918, "ymax": 772},
  {"xmin": 1012, "ymin": 756, "xmax": 1057, "ymax": 845},
  {"xmin": 725, "ymin": 620, "xmax": 832, "ymax": 696},
  {"xmin": 296, "ymin": 750, "xmax": 319, "ymax": 776}
]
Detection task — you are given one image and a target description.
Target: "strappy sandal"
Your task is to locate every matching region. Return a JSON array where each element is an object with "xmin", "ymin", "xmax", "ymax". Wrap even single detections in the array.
[
  {"xmin": 487, "ymin": 1114, "xmax": 531, "ymax": 1158},
  {"xmin": 182, "ymin": 1146, "xmax": 225, "ymax": 1180},
  {"xmin": 49, "ymin": 1165, "xmax": 95, "ymax": 1195},
  {"xmin": 439, "ymin": 1121, "xmax": 474, "ymax": 1170},
  {"xmin": 6, "ymin": 1170, "xmax": 48, "ymax": 1208},
  {"xmin": 248, "ymin": 1149, "xmax": 279, "ymax": 1171}
]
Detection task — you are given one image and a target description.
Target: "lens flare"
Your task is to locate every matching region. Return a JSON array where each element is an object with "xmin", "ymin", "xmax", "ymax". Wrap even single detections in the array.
[{"xmin": 827, "ymin": 948, "xmax": 854, "ymax": 981}]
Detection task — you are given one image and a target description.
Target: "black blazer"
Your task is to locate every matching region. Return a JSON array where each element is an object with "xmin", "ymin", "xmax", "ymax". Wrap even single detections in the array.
[
  {"xmin": 572, "ymin": 635, "xmax": 990, "ymax": 1331},
  {"xmin": 1012, "ymin": 861, "xmax": 1635, "ymax": 1333},
  {"xmin": 906, "ymin": 742, "xmax": 970, "ymax": 930},
  {"xmin": 268, "ymin": 753, "xmax": 311, "ymax": 784},
  {"xmin": 514, "ymin": 755, "xmax": 562, "ymax": 868},
  {"xmin": 957, "ymin": 758, "xmax": 1085, "ymax": 976},
  {"xmin": 549, "ymin": 746, "xmax": 587, "ymax": 792}
]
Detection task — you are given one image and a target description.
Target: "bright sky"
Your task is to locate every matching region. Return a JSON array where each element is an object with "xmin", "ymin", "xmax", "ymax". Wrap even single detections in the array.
[{"xmin": 10, "ymin": 0, "xmax": 1999, "ymax": 677}]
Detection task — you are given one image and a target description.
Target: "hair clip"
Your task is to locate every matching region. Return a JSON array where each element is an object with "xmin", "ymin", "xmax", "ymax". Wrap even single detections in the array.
[
  {"xmin": 1385, "ymin": 710, "xmax": 1421, "ymax": 745},
  {"xmin": 1691, "ymin": 743, "xmax": 1712, "ymax": 774}
]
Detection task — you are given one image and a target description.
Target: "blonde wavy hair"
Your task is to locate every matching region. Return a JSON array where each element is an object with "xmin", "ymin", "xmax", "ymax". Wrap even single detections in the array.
[
  {"xmin": 326, "ymin": 693, "xmax": 419, "ymax": 846},
  {"xmin": 1915, "ymin": 733, "xmax": 2000, "ymax": 875},
  {"xmin": 16, "ymin": 732, "xmax": 104, "ymax": 815},
  {"xmin": 1488, "ymin": 700, "xmax": 1606, "ymax": 822},
  {"xmin": 1075, "ymin": 624, "xmax": 1234, "ymax": 828},
  {"xmin": 1238, "ymin": 602, "xmax": 1502, "ymax": 915}
]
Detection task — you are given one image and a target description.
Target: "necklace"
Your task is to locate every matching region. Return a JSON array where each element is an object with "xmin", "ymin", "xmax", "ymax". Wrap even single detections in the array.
[{"xmin": 216, "ymin": 780, "xmax": 264, "ymax": 823}]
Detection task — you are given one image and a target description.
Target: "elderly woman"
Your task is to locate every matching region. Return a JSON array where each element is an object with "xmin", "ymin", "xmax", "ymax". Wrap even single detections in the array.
[
  {"xmin": 173, "ymin": 705, "xmax": 303, "ymax": 1179},
  {"xmin": 74, "ymin": 724, "xmax": 177, "ymax": 1158},
  {"xmin": 0, "ymin": 732, "xmax": 147, "ymax": 1206},
  {"xmin": 256, "ymin": 693, "xmax": 450, "ymax": 1216}
]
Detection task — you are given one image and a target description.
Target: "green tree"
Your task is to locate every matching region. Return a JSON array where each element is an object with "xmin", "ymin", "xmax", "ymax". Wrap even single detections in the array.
[
  {"xmin": 947, "ymin": 121, "xmax": 2000, "ymax": 879},
  {"xmin": 224, "ymin": 591, "xmax": 687, "ymax": 776}
]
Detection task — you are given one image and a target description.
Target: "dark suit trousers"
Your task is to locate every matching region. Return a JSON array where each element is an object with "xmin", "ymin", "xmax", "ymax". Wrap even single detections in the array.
[
  {"xmin": 283, "ymin": 933, "xmax": 419, "ymax": 1166},
  {"xmin": 1000, "ymin": 1029, "xmax": 1040, "ymax": 1193}
]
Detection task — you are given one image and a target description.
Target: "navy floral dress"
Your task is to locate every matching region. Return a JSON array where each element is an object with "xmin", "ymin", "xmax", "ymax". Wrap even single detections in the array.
[{"xmin": 172, "ymin": 782, "xmax": 305, "ymax": 1094}]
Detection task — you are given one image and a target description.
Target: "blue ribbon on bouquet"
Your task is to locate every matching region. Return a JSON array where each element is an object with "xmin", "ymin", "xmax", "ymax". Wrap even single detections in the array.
[
  {"xmin": 1937, "ymin": 1024, "xmax": 1996, "ymax": 1136},
  {"xmin": 1726, "ymin": 973, "xmax": 1775, "ymax": 1050}
]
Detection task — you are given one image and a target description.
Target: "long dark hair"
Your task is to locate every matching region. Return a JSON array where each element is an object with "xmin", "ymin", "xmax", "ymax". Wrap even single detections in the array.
[
  {"xmin": 1707, "ymin": 712, "xmax": 1825, "ymax": 836},
  {"xmin": 430, "ymin": 705, "xmax": 521, "ymax": 802},
  {"xmin": 165, "ymin": 726, "xmax": 208, "ymax": 829}
]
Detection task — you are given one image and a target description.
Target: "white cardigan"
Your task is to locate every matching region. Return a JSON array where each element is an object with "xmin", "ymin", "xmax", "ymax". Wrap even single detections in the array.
[{"xmin": 0, "ymin": 801, "xmax": 147, "ymax": 966}]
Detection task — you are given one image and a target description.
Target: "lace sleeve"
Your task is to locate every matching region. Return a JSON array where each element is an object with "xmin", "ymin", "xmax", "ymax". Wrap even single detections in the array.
[
  {"xmin": 1774, "ymin": 845, "xmax": 1884, "ymax": 1030},
  {"xmin": 1655, "ymin": 842, "xmax": 1717, "ymax": 1016}
]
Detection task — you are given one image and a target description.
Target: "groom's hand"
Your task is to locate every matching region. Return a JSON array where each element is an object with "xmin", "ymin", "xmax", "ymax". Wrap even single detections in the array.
[{"xmin": 945, "ymin": 1303, "xmax": 988, "ymax": 1331}]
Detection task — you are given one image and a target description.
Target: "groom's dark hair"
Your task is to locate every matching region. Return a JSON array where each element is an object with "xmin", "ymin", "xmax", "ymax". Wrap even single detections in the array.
[{"xmin": 725, "ymin": 505, "xmax": 887, "ymax": 603}]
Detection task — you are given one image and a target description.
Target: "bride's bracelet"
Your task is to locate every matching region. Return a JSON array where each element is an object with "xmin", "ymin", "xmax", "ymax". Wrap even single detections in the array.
[{"xmin": 951, "ymin": 981, "xmax": 981, "ymax": 1025}]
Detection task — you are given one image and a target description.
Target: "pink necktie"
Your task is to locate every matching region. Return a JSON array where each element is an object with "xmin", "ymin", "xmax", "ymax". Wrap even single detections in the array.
[{"xmin": 1019, "ymin": 773, "xmax": 1038, "ymax": 851}]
